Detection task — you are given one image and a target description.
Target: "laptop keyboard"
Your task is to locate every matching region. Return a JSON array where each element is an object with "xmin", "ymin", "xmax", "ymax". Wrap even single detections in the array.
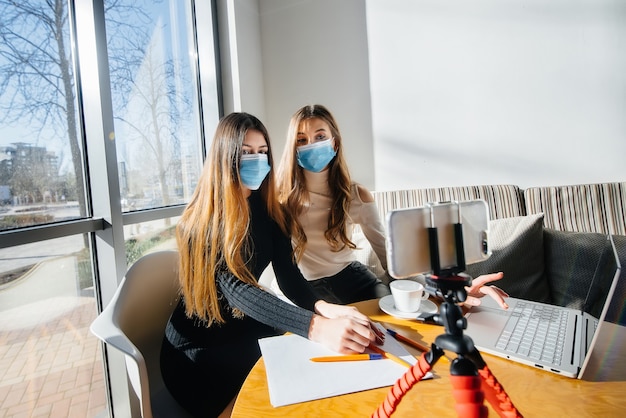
[{"xmin": 495, "ymin": 302, "xmax": 569, "ymax": 366}]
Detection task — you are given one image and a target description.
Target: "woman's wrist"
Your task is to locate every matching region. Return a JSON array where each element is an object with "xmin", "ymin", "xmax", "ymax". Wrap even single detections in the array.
[{"xmin": 308, "ymin": 313, "xmax": 323, "ymax": 340}]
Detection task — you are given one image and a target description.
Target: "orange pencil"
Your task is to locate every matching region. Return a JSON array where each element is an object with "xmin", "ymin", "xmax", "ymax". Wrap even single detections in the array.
[{"xmin": 310, "ymin": 353, "xmax": 383, "ymax": 362}]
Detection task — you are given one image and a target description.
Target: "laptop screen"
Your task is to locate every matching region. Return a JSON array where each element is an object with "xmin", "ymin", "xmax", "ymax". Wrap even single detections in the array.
[
  {"xmin": 604, "ymin": 237, "xmax": 626, "ymax": 326},
  {"xmin": 581, "ymin": 235, "xmax": 621, "ymax": 320},
  {"xmin": 578, "ymin": 235, "xmax": 624, "ymax": 381}
]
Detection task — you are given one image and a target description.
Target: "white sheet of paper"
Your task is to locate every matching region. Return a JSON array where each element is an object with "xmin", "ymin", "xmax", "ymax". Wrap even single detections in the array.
[{"xmin": 258, "ymin": 323, "xmax": 432, "ymax": 407}]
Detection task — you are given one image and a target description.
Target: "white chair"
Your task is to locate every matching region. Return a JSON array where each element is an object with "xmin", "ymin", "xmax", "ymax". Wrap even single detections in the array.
[{"xmin": 90, "ymin": 250, "xmax": 192, "ymax": 418}]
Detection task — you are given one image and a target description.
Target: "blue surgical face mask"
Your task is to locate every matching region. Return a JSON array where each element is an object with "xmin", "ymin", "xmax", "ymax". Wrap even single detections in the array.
[
  {"xmin": 239, "ymin": 153, "xmax": 271, "ymax": 190},
  {"xmin": 296, "ymin": 138, "xmax": 337, "ymax": 172}
]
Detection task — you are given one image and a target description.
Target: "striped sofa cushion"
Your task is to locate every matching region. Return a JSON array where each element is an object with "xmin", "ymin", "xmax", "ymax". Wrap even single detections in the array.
[
  {"xmin": 371, "ymin": 184, "xmax": 526, "ymax": 221},
  {"xmin": 524, "ymin": 182, "xmax": 626, "ymax": 235}
]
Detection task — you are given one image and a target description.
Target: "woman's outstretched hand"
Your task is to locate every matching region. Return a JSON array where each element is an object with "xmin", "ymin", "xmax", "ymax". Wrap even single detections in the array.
[{"xmin": 463, "ymin": 272, "xmax": 509, "ymax": 309}]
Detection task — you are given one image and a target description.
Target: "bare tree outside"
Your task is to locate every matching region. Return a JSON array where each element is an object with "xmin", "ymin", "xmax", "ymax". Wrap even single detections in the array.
[
  {"xmin": 0, "ymin": 0, "xmax": 85, "ymax": 227},
  {"xmin": 0, "ymin": 0, "xmax": 199, "ymax": 231}
]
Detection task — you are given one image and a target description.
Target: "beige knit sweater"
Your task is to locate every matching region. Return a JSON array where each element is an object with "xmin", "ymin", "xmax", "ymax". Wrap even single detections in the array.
[{"xmin": 296, "ymin": 169, "xmax": 388, "ymax": 280}]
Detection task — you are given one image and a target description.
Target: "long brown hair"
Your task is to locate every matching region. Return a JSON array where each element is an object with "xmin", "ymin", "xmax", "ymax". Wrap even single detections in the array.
[
  {"xmin": 177, "ymin": 112, "xmax": 286, "ymax": 324},
  {"xmin": 276, "ymin": 104, "xmax": 355, "ymax": 262}
]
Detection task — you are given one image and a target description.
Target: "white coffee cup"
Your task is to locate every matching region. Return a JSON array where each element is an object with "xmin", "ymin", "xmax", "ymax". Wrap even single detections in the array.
[{"xmin": 390, "ymin": 280, "xmax": 429, "ymax": 313}]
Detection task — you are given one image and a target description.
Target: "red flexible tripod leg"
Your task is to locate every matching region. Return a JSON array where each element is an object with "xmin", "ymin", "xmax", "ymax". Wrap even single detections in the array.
[
  {"xmin": 478, "ymin": 365, "xmax": 523, "ymax": 418},
  {"xmin": 449, "ymin": 357, "xmax": 488, "ymax": 418},
  {"xmin": 467, "ymin": 349, "xmax": 524, "ymax": 418},
  {"xmin": 371, "ymin": 348, "xmax": 444, "ymax": 418},
  {"xmin": 372, "ymin": 349, "xmax": 522, "ymax": 418}
]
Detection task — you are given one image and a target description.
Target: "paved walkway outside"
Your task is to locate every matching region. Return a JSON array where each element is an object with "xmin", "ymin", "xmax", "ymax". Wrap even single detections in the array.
[{"xmin": 0, "ymin": 257, "xmax": 106, "ymax": 418}]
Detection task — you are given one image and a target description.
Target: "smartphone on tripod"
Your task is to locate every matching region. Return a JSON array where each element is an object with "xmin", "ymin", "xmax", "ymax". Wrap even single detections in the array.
[{"xmin": 385, "ymin": 200, "xmax": 491, "ymax": 279}]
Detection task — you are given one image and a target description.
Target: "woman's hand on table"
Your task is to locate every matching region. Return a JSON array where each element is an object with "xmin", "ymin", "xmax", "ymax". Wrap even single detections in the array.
[
  {"xmin": 315, "ymin": 300, "xmax": 369, "ymax": 321},
  {"xmin": 463, "ymin": 272, "xmax": 509, "ymax": 310},
  {"xmin": 310, "ymin": 300, "xmax": 385, "ymax": 353},
  {"xmin": 314, "ymin": 300, "xmax": 385, "ymax": 341}
]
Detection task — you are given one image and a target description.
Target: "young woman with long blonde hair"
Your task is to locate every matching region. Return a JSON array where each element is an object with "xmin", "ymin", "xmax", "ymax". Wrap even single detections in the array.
[{"xmin": 276, "ymin": 104, "xmax": 391, "ymax": 304}]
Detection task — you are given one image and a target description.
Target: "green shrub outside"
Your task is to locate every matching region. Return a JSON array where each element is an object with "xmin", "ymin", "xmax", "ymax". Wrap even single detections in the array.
[
  {"xmin": 75, "ymin": 225, "xmax": 177, "ymax": 291},
  {"xmin": 0, "ymin": 214, "xmax": 54, "ymax": 229}
]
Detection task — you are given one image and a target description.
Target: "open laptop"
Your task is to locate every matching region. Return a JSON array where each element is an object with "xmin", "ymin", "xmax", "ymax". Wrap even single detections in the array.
[{"xmin": 464, "ymin": 234, "xmax": 623, "ymax": 380}]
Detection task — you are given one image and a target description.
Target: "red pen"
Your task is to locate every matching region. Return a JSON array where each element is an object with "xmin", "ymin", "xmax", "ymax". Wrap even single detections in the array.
[{"xmin": 386, "ymin": 328, "xmax": 430, "ymax": 353}]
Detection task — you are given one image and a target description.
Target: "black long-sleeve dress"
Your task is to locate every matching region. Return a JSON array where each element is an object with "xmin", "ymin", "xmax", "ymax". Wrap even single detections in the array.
[{"xmin": 161, "ymin": 192, "xmax": 321, "ymax": 417}]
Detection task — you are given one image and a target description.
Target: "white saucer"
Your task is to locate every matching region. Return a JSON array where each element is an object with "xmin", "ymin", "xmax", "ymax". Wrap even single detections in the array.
[{"xmin": 378, "ymin": 295, "xmax": 438, "ymax": 319}]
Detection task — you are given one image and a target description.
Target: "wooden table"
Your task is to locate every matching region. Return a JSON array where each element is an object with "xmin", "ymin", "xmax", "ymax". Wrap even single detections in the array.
[{"xmin": 232, "ymin": 299, "xmax": 626, "ymax": 417}]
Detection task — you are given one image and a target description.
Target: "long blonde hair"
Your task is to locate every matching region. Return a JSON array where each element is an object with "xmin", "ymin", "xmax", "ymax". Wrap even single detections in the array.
[
  {"xmin": 276, "ymin": 104, "xmax": 355, "ymax": 262},
  {"xmin": 177, "ymin": 112, "xmax": 286, "ymax": 325}
]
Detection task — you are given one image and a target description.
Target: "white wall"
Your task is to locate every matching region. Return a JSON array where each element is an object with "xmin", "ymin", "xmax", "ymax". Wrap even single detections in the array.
[
  {"xmin": 367, "ymin": 0, "xmax": 626, "ymax": 190},
  {"xmin": 217, "ymin": 0, "xmax": 266, "ymax": 119},
  {"xmin": 221, "ymin": 0, "xmax": 626, "ymax": 191}
]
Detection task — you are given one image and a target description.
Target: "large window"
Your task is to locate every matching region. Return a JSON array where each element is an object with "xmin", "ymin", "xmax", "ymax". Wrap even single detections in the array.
[{"xmin": 0, "ymin": 0, "xmax": 220, "ymax": 416}]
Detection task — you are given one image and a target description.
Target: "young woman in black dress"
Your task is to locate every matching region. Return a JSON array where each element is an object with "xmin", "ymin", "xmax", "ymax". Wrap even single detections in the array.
[{"xmin": 160, "ymin": 112, "xmax": 383, "ymax": 417}]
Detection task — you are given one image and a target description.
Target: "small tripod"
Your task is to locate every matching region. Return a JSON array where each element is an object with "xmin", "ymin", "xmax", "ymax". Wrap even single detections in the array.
[{"xmin": 373, "ymin": 203, "xmax": 522, "ymax": 418}]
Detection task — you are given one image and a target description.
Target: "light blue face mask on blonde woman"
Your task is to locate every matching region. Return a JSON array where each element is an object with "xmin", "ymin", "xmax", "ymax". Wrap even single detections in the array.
[
  {"xmin": 296, "ymin": 139, "xmax": 337, "ymax": 172},
  {"xmin": 240, "ymin": 153, "xmax": 271, "ymax": 190}
]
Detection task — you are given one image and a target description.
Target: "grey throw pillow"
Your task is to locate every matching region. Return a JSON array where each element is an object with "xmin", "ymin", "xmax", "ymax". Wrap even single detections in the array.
[{"xmin": 465, "ymin": 213, "xmax": 550, "ymax": 303}]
